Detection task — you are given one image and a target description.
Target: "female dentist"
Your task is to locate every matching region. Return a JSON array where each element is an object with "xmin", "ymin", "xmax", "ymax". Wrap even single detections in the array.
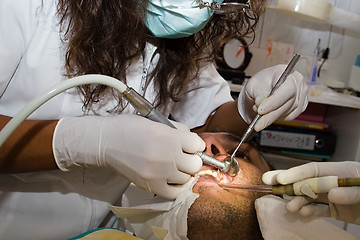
[{"xmin": 0, "ymin": 0, "xmax": 308, "ymax": 239}]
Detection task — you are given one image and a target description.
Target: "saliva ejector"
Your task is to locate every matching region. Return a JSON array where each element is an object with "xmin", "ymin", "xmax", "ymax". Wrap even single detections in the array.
[
  {"xmin": 0, "ymin": 74, "xmax": 238, "ymax": 176},
  {"xmin": 219, "ymin": 176, "xmax": 360, "ymax": 197}
]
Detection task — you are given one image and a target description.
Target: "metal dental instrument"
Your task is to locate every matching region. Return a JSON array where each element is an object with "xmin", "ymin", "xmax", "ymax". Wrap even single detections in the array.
[
  {"xmin": 219, "ymin": 176, "xmax": 360, "ymax": 196},
  {"xmin": 196, "ymin": 153, "xmax": 239, "ymax": 177},
  {"xmin": 123, "ymin": 86, "xmax": 239, "ymax": 176},
  {"xmin": 229, "ymin": 53, "xmax": 301, "ymax": 173},
  {"xmin": 122, "ymin": 87, "xmax": 177, "ymax": 128}
]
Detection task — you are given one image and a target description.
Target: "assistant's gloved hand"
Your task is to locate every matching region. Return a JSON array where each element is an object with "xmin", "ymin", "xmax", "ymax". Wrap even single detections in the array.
[
  {"xmin": 238, "ymin": 65, "xmax": 308, "ymax": 132},
  {"xmin": 53, "ymin": 114, "xmax": 205, "ymax": 200},
  {"xmin": 262, "ymin": 161, "xmax": 360, "ymax": 224}
]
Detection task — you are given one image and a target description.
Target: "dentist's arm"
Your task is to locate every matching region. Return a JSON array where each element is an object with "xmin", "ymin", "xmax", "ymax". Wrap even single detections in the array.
[{"xmin": 0, "ymin": 114, "xmax": 58, "ymax": 172}]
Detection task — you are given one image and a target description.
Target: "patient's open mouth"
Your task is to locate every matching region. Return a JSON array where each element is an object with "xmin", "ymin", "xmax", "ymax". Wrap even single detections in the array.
[{"xmin": 197, "ymin": 169, "xmax": 233, "ymax": 184}]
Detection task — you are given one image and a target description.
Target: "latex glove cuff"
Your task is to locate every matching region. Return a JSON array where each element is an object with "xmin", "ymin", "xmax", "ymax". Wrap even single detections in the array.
[{"xmin": 237, "ymin": 86, "xmax": 258, "ymax": 124}]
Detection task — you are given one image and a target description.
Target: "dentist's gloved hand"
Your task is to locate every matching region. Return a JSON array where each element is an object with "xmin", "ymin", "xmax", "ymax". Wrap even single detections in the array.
[
  {"xmin": 262, "ymin": 161, "xmax": 360, "ymax": 224},
  {"xmin": 238, "ymin": 65, "xmax": 308, "ymax": 132},
  {"xmin": 53, "ymin": 114, "xmax": 205, "ymax": 200}
]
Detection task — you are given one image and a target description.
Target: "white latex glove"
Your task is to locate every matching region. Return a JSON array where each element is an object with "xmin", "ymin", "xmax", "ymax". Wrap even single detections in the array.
[
  {"xmin": 238, "ymin": 64, "xmax": 308, "ymax": 132},
  {"xmin": 53, "ymin": 114, "xmax": 205, "ymax": 200},
  {"xmin": 262, "ymin": 161, "xmax": 360, "ymax": 224}
]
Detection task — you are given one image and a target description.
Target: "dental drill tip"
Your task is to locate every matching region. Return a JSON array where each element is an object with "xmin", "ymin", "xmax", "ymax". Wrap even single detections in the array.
[{"xmin": 224, "ymin": 158, "xmax": 240, "ymax": 177}]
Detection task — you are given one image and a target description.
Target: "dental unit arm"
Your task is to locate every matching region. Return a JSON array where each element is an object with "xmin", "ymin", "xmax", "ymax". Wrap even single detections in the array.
[
  {"xmin": 0, "ymin": 74, "xmax": 237, "ymax": 176},
  {"xmin": 219, "ymin": 176, "xmax": 360, "ymax": 197},
  {"xmin": 122, "ymin": 83, "xmax": 240, "ymax": 176}
]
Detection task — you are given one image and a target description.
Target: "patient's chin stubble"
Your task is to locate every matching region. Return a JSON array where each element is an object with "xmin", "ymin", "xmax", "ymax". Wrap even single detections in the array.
[{"xmin": 187, "ymin": 190, "xmax": 263, "ymax": 240}]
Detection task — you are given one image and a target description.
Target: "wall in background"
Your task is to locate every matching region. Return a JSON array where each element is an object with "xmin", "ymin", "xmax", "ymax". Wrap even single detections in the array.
[
  {"xmin": 244, "ymin": 3, "xmax": 360, "ymax": 236},
  {"xmin": 245, "ymin": 0, "xmax": 360, "ymax": 89}
]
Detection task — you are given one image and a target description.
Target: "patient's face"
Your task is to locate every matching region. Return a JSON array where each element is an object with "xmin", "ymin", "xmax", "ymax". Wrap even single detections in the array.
[
  {"xmin": 194, "ymin": 132, "xmax": 270, "ymax": 197},
  {"xmin": 187, "ymin": 132, "xmax": 270, "ymax": 240}
]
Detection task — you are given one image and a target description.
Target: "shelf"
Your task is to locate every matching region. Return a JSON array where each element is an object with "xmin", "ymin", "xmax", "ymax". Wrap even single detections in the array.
[
  {"xmin": 261, "ymin": 152, "xmax": 311, "ymax": 169},
  {"xmin": 228, "ymin": 81, "xmax": 360, "ymax": 109},
  {"xmin": 227, "ymin": 81, "xmax": 243, "ymax": 93},
  {"xmin": 308, "ymin": 94, "xmax": 360, "ymax": 109}
]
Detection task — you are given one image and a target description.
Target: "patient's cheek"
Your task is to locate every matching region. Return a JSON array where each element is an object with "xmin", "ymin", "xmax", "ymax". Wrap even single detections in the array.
[{"xmin": 233, "ymin": 161, "xmax": 264, "ymax": 185}]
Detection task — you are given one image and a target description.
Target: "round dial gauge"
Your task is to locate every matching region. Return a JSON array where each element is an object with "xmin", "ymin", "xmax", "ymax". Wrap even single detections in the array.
[
  {"xmin": 224, "ymin": 38, "xmax": 246, "ymax": 69},
  {"xmin": 215, "ymin": 37, "xmax": 252, "ymax": 71}
]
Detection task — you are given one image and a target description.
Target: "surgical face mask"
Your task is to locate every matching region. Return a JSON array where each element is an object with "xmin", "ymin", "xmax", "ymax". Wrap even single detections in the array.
[{"xmin": 145, "ymin": 0, "xmax": 224, "ymax": 39}]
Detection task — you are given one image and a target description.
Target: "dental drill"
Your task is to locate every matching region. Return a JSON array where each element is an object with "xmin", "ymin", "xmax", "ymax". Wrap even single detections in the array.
[
  {"xmin": 219, "ymin": 176, "xmax": 360, "ymax": 197},
  {"xmin": 0, "ymin": 74, "xmax": 237, "ymax": 176},
  {"xmin": 122, "ymin": 82, "xmax": 239, "ymax": 176},
  {"xmin": 196, "ymin": 152, "xmax": 239, "ymax": 177}
]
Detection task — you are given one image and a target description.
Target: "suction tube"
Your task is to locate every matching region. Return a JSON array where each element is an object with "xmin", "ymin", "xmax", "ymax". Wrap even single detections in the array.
[
  {"xmin": 220, "ymin": 176, "xmax": 360, "ymax": 196},
  {"xmin": 0, "ymin": 74, "xmax": 128, "ymax": 148}
]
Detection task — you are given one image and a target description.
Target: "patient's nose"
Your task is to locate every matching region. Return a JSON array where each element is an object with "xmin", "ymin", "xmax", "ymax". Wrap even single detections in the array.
[{"xmin": 203, "ymin": 136, "xmax": 227, "ymax": 160}]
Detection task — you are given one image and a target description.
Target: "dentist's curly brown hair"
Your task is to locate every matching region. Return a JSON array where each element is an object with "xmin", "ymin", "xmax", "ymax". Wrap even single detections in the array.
[{"xmin": 56, "ymin": 0, "xmax": 265, "ymax": 112}]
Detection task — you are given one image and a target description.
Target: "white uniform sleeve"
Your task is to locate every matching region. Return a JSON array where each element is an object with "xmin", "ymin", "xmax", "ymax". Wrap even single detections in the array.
[
  {"xmin": 171, "ymin": 63, "xmax": 233, "ymax": 129},
  {"xmin": 0, "ymin": 0, "xmax": 33, "ymax": 96}
]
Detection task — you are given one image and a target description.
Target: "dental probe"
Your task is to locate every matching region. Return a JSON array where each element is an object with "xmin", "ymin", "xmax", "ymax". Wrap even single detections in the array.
[
  {"xmin": 218, "ymin": 176, "xmax": 360, "ymax": 196},
  {"xmin": 229, "ymin": 53, "xmax": 301, "ymax": 168}
]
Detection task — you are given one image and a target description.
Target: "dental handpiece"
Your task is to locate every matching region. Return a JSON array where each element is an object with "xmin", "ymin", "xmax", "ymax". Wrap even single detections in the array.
[
  {"xmin": 122, "ymin": 87, "xmax": 177, "ymax": 128},
  {"xmin": 0, "ymin": 73, "xmax": 237, "ymax": 177},
  {"xmin": 122, "ymin": 87, "xmax": 239, "ymax": 176},
  {"xmin": 230, "ymin": 53, "xmax": 301, "ymax": 163},
  {"xmin": 196, "ymin": 152, "xmax": 239, "ymax": 177},
  {"xmin": 219, "ymin": 176, "xmax": 360, "ymax": 196}
]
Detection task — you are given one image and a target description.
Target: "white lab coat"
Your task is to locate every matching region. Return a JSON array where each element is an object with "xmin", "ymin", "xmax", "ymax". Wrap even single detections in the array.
[{"xmin": 0, "ymin": 0, "xmax": 233, "ymax": 239}]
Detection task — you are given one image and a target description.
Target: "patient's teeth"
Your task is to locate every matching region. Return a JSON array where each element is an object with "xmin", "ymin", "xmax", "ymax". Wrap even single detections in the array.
[
  {"xmin": 197, "ymin": 169, "xmax": 230, "ymax": 183},
  {"xmin": 198, "ymin": 170, "xmax": 213, "ymax": 176},
  {"xmin": 219, "ymin": 178, "xmax": 227, "ymax": 183}
]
